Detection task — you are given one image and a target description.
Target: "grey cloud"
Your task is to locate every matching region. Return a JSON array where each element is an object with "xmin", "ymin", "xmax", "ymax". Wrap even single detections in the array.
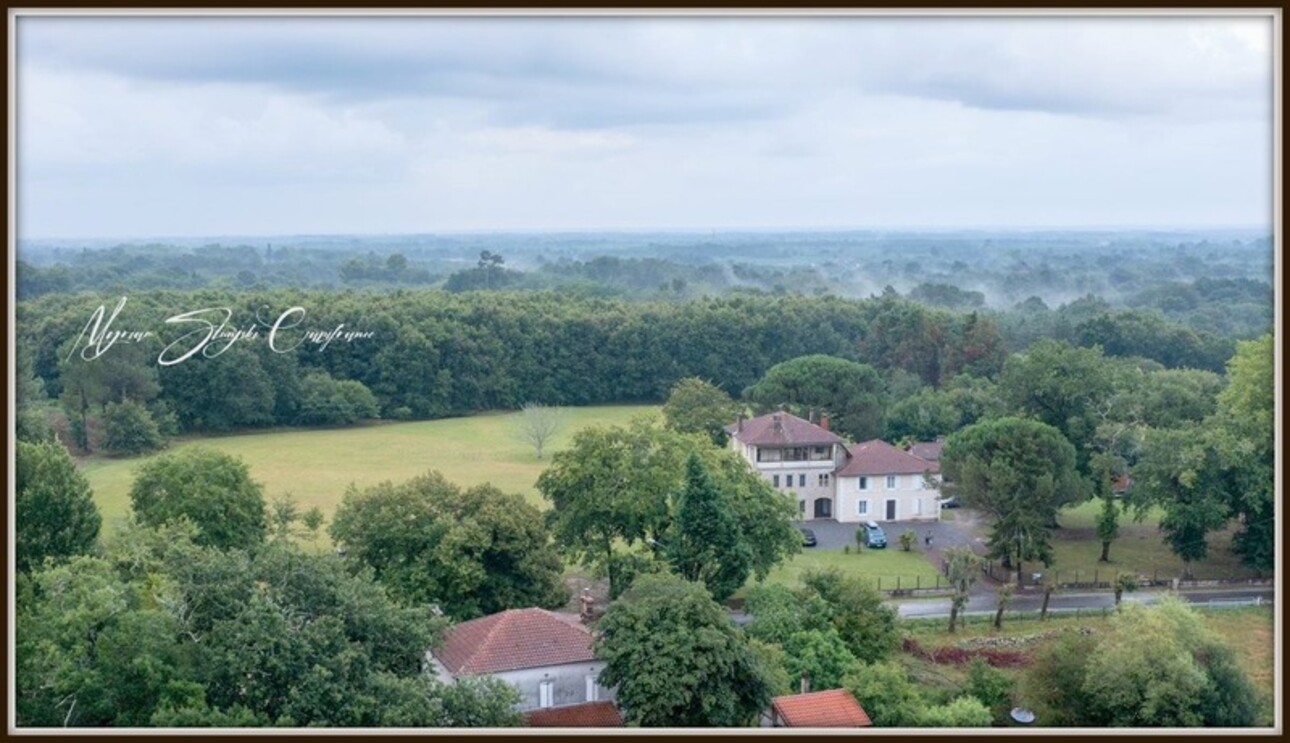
[{"xmin": 17, "ymin": 16, "xmax": 1274, "ymax": 127}]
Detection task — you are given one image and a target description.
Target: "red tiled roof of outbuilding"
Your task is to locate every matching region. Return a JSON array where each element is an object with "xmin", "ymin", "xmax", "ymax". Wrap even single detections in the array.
[
  {"xmin": 524, "ymin": 701, "xmax": 624, "ymax": 727},
  {"xmin": 771, "ymin": 689, "xmax": 874, "ymax": 728},
  {"xmin": 433, "ymin": 608, "xmax": 596, "ymax": 675}
]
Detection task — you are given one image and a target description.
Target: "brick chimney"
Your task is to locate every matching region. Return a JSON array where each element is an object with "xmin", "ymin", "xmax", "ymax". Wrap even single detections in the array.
[
  {"xmin": 737, "ymin": 414, "xmax": 745, "ymax": 432},
  {"xmin": 579, "ymin": 589, "xmax": 596, "ymax": 624},
  {"xmin": 820, "ymin": 415, "xmax": 830, "ymax": 432},
  {"xmin": 772, "ymin": 413, "xmax": 783, "ymax": 434}
]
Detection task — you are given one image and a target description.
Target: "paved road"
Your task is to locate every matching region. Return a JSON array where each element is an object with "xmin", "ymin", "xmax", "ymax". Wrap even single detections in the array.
[
  {"xmin": 731, "ymin": 587, "xmax": 1273, "ymax": 626},
  {"xmin": 893, "ymin": 586, "xmax": 1275, "ymax": 619}
]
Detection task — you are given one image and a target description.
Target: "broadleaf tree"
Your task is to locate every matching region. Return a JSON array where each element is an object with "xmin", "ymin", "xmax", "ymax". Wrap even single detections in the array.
[
  {"xmin": 940, "ymin": 417, "xmax": 1088, "ymax": 585},
  {"xmin": 16, "ymin": 440, "xmax": 102, "ymax": 573},
  {"xmin": 595, "ymin": 573, "xmax": 779, "ymax": 727},
  {"xmin": 129, "ymin": 447, "xmax": 268, "ymax": 552}
]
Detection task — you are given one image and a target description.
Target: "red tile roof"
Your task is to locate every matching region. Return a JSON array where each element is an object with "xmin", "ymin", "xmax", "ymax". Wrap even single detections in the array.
[
  {"xmin": 836, "ymin": 439, "xmax": 939, "ymax": 478},
  {"xmin": 524, "ymin": 701, "xmax": 624, "ymax": 728},
  {"xmin": 727, "ymin": 412, "xmax": 846, "ymax": 447},
  {"xmin": 772, "ymin": 689, "xmax": 873, "ymax": 728},
  {"xmin": 433, "ymin": 608, "xmax": 596, "ymax": 675},
  {"xmin": 908, "ymin": 440, "xmax": 944, "ymax": 464}
]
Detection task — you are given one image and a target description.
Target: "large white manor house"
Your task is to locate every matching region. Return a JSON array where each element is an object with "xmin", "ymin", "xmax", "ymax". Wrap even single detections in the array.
[{"xmin": 727, "ymin": 411, "xmax": 943, "ymax": 523}]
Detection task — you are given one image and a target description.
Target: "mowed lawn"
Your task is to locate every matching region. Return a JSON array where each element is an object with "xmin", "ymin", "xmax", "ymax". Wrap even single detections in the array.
[
  {"xmin": 747, "ymin": 547, "xmax": 944, "ymax": 596},
  {"xmin": 950, "ymin": 500, "xmax": 1266, "ymax": 584},
  {"xmin": 1051, "ymin": 500, "xmax": 1263, "ymax": 582},
  {"xmin": 80, "ymin": 405, "xmax": 658, "ymax": 540}
]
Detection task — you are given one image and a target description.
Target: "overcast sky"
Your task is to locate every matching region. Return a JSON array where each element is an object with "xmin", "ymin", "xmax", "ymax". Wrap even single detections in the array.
[{"xmin": 16, "ymin": 13, "xmax": 1275, "ymax": 239}]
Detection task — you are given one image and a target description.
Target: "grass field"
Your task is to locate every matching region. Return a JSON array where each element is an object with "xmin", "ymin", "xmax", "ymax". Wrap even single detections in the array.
[
  {"xmin": 80, "ymin": 405, "xmax": 658, "ymax": 539},
  {"xmin": 748, "ymin": 547, "xmax": 944, "ymax": 595},
  {"xmin": 902, "ymin": 606, "xmax": 1275, "ymax": 726},
  {"xmin": 1049, "ymin": 526, "xmax": 1261, "ymax": 582},
  {"xmin": 952, "ymin": 500, "xmax": 1269, "ymax": 583},
  {"xmin": 1057, "ymin": 498, "xmax": 1163, "ymax": 529},
  {"xmin": 1052, "ymin": 500, "xmax": 1261, "ymax": 581}
]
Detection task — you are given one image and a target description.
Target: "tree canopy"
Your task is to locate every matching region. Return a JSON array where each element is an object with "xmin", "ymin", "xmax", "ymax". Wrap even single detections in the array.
[
  {"xmin": 998, "ymin": 339, "xmax": 1117, "ymax": 474},
  {"xmin": 16, "ymin": 440, "xmax": 102, "ymax": 573},
  {"xmin": 1028, "ymin": 598, "xmax": 1261, "ymax": 727},
  {"xmin": 663, "ymin": 453, "xmax": 753, "ymax": 602},
  {"xmin": 17, "ymin": 520, "xmax": 522, "ymax": 728},
  {"xmin": 940, "ymin": 417, "xmax": 1088, "ymax": 582},
  {"xmin": 129, "ymin": 447, "xmax": 268, "ymax": 551},
  {"xmin": 329, "ymin": 471, "xmax": 567, "ymax": 620},
  {"xmin": 536, "ymin": 418, "xmax": 799, "ymax": 598},
  {"xmin": 595, "ymin": 573, "xmax": 780, "ymax": 727},
  {"xmin": 744, "ymin": 354, "xmax": 886, "ymax": 441},
  {"xmin": 662, "ymin": 377, "xmax": 741, "ymax": 445}
]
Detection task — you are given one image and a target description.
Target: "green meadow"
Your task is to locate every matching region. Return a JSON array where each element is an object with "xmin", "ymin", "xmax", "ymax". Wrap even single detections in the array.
[{"xmin": 80, "ymin": 405, "xmax": 659, "ymax": 541}]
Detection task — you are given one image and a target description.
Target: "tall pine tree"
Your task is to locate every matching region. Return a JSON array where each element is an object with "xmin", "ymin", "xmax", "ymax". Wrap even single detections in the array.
[{"xmin": 665, "ymin": 453, "xmax": 752, "ymax": 602}]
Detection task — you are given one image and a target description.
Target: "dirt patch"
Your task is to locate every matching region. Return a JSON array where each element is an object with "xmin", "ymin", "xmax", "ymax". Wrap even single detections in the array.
[{"xmin": 902, "ymin": 637, "xmax": 1033, "ymax": 669}]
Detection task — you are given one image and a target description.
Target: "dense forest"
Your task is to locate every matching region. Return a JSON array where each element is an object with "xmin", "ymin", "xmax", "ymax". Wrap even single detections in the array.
[
  {"xmin": 18, "ymin": 281, "xmax": 1248, "ymax": 444},
  {"xmin": 17, "ymin": 231, "xmax": 1272, "ymax": 344}
]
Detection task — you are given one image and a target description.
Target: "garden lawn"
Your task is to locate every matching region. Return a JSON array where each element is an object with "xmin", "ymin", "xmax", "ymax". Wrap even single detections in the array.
[
  {"xmin": 79, "ymin": 405, "xmax": 658, "ymax": 543},
  {"xmin": 1048, "ymin": 523, "xmax": 1263, "ymax": 583},
  {"xmin": 960, "ymin": 501, "xmax": 1269, "ymax": 583},
  {"xmin": 747, "ymin": 547, "xmax": 944, "ymax": 596},
  {"xmin": 1057, "ymin": 498, "xmax": 1163, "ymax": 529}
]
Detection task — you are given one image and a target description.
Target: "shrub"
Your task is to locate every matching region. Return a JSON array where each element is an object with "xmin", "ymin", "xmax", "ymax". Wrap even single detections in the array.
[{"xmin": 102, "ymin": 400, "xmax": 166, "ymax": 456}]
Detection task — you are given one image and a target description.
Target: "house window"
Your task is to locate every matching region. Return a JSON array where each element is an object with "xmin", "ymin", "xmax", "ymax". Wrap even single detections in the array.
[
  {"xmin": 858, "ymin": 477, "xmax": 868, "ymax": 490},
  {"xmin": 772, "ymin": 474, "xmax": 780, "ymax": 488},
  {"xmin": 586, "ymin": 675, "xmax": 599, "ymax": 702},
  {"xmin": 539, "ymin": 680, "xmax": 554, "ymax": 709},
  {"xmin": 818, "ymin": 474, "xmax": 830, "ymax": 487},
  {"xmin": 858, "ymin": 500, "xmax": 869, "ymax": 516},
  {"xmin": 799, "ymin": 500, "xmax": 806, "ymax": 515},
  {"xmin": 886, "ymin": 475, "xmax": 898, "ymax": 489},
  {"xmin": 799, "ymin": 474, "xmax": 806, "ymax": 488}
]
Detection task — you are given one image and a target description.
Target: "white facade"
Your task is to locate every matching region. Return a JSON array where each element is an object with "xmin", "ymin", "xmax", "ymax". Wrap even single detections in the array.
[
  {"xmin": 834, "ymin": 472, "xmax": 942, "ymax": 524},
  {"xmin": 732, "ymin": 439, "xmax": 847, "ymax": 519},
  {"xmin": 428, "ymin": 655, "xmax": 615, "ymax": 713}
]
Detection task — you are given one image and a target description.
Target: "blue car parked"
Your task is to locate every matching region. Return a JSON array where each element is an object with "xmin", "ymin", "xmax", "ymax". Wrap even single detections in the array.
[{"xmin": 864, "ymin": 521, "xmax": 888, "ymax": 549}]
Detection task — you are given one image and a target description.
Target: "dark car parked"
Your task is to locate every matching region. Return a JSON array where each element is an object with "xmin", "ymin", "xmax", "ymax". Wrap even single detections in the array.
[
  {"xmin": 864, "ymin": 521, "xmax": 888, "ymax": 548},
  {"xmin": 799, "ymin": 528, "xmax": 818, "ymax": 548}
]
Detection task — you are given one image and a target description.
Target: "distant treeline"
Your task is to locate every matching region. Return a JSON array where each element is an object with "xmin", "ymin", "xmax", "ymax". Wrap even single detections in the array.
[
  {"xmin": 18, "ymin": 289, "xmax": 1238, "ymax": 444},
  {"xmin": 17, "ymin": 235, "xmax": 1272, "ymax": 348}
]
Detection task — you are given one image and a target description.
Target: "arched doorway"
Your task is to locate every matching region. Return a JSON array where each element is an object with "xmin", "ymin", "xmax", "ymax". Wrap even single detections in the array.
[{"xmin": 813, "ymin": 497, "xmax": 832, "ymax": 519}]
